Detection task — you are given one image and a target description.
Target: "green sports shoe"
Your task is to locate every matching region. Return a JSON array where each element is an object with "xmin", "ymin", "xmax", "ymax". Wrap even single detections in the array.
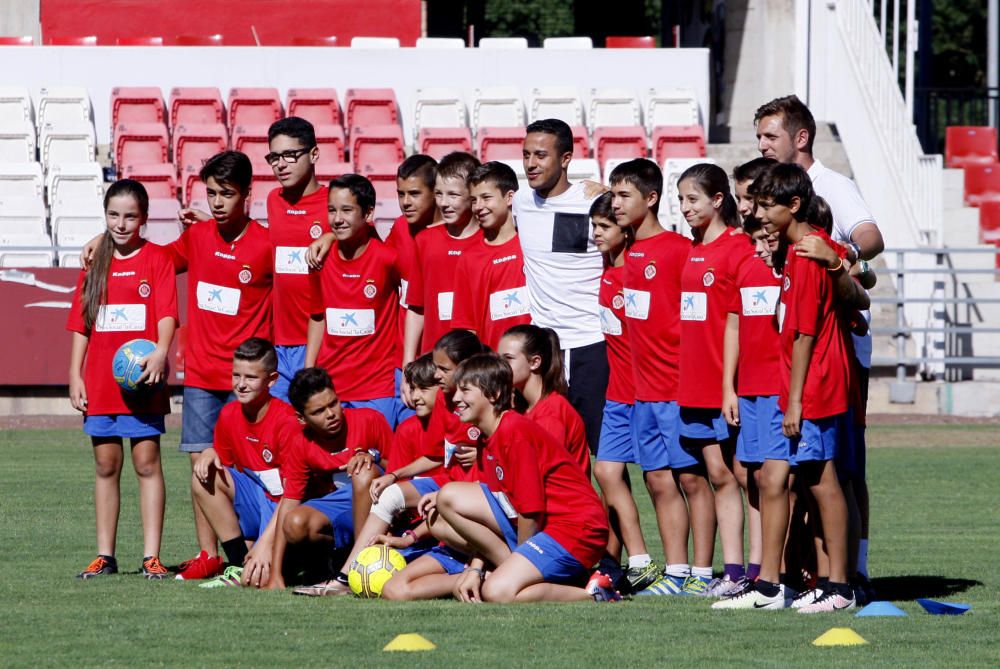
[
  {"xmin": 199, "ymin": 565, "xmax": 243, "ymax": 588},
  {"xmin": 681, "ymin": 575, "xmax": 712, "ymax": 596},
  {"xmin": 635, "ymin": 573, "xmax": 686, "ymax": 597},
  {"xmin": 625, "ymin": 562, "xmax": 663, "ymax": 593}
]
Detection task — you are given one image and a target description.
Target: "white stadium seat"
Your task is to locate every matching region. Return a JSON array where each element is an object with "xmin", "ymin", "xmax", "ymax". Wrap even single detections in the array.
[
  {"xmin": 0, "ymin": 197, "xmax": 48, "ymax": 237},
  {"xmin": 471, "ymin": 87, "xmax": 525, "ymax": 135},
  {"xmin": 497, "ymin": 159, "xmax": 530, "ymax": 193},
  {"xmin": 51, "ymin": 197, "xmax": 105, "ymax": 247},
  {"xmin": 478, "ymin": 37, "xmax": 528, "ymax": 49},
  {"xmin": 0, "ymin": 162, "xmax": 44, "ymax": 199},
  {"xmin": 644, "ymin": 88, "xmax": 700, "ymax": 134},
  {"xmin": 40, "ymin": 122, "xmax": 97, "ymax": 169},
  {"xmin": 415, "ymin": 37, "xmax": 465, "ymax": 49},
  {"xmin": 0, "ymin": 233, "xmax": 54, "ymax": 268},
  {"xmin": 543, "ymin": 36, "xmax": 593, "ymax": 49},
  {"xmin": 36, "ymin": 87, "xmax": 93, "ymax": 130},
  {"xmin": 0, "ymin": 87, "xmax": 34, "ymax": 124},
  {"xmin": 588, "ymin": 88, "xmax": 642, "ymax": 133},
  {"xmin": 602, "ymin": 158, "xmax": 631, "ymax": 184},
  {"xmin": 568, "ymin": 158, "xmax": 601, "ymax": 183},
  {"xmin": 528, "ymin": 87, "xmax": 584, "ymax": 126},
  {"xmin": 0, "ymin": 121, "xmax": 37, "ymax": 162},
  {"xmin": 413, "ymin": 88, "xmax": 468, "ymax": 143},
  {"xmin": 46, "ymin": 162, "xmax": 104, "ymax": 201},
  {"xmin": 142, "ymin": 198, "xmax": 182, "ymax": 245},
  {"xmin": 350, "ymin": 37, "xmax": 400, "ymax": 48}
]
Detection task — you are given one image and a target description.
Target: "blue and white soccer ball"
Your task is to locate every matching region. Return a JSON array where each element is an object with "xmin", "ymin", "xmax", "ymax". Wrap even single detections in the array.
[{"xmin": 112, "ymin": 338, "xmax": 160, "ymax": 393}]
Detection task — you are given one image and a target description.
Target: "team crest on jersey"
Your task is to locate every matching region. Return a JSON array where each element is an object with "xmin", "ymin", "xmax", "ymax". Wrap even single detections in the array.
[
  {"xmin": 363, "ymin": 281, "xmax": 377, "ymax": 299},
  {"xmin": 703, "ymin": 270, "xmax": 715, "ymax": 287},
  {"xmin": 238, "ymin": 266, "xmax": 252, "ymax": 284},
  {"xmin": 783, "ymin": 275, "xmax": 791, "ymax": 291},
  {"xmin": 309, "ymin": 223, "xmax": 323, "ymax": 239},
  {"xmin": 644, "ymin": 262, "xmax": 657, "ymax": 280},
  {"xmin": 262, "ymin": 448, "xmax": 273, "ymax": 463},
  {"xmin": 467, "ymin": 426, "xmax": 481, "ymax": 440},
  {"xmin": 137, "ymin": 280, "xmax": 151, "ymax": 298},
  {"xmin": 495, "ymin": 466, "xmax": 504, "ymax": 481},
  {"xmin": 612, "ymin": 293, "xmax": 625, "ymax": 310}
]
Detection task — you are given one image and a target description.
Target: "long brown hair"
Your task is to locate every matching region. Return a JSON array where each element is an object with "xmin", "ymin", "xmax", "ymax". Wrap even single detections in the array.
[
  {"xmin": 678, "ymin": 163, "xmax": 740, "ymax": 240},
  {"xmin": 81, "ymin": 179, "xmax": 149, "ymax": 330},
  {"xmin": 502, "ymin": 324, "xmax": 567, "ymax": 397}
]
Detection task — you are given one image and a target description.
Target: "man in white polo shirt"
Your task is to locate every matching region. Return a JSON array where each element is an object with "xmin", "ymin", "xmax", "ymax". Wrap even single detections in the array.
[{"xmin": 513, "ymin": 118, "xmax": 608, "ymax": 454}]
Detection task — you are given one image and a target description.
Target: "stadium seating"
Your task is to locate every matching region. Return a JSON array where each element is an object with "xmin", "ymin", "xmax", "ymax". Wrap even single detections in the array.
[
  {"xmin": 568, "ymin": 159, "xmax": 601, "ymax": 183},
  {"xmin": 51, "ymin": 197, "xmax": 105, "ymax": 247},
  {"xmin": 979, "ymin": 200, "xmax": 1000, "ymax": 243},
  {"xmin": 593, "ymin": 126, "xmax": 648, "ymax": 167},
  {"xmin": 173, "ymin": 123, "xmax": 228, "ymax": 179},
  {"xmin": 351, "ymin": 124, "xmax": 405, "ymax": 170},
  {"xmin": 645, "ymin": 88, "xmax": 699, "ymax": 133},
  {"xmin": 111, "ymin": 87, "xmax": 166, "ymax": 128},
  {"xmin": 945, "ymin": 126, "xmax": 999, "ymax": 168},
  {"xmin": 290, "ymin": 36, "xmax": 339, "ymax": 46},
  {"xmin": 416, "ymin": 37, "xmax": 465, "ymax": 49},
  {"xmin": 0, "ymin": 162, "xmax": 44, "ymax": 199},
  {"xmin": 571, "ymin": 126, "xmax": 592, "ymax": 159},
  {"xmin": 183, "ymin": 169, "xmax": 207, "ymax": 205},
  {"xmin": 0, "ymin": 36, "xmax": 34, "ymax": 46},
  {"xmin": 606, "ymin": 36, "xmax": 656, "ymax": 48},
  {"xmin": 588, "ymin": 88, "xmax": 642, "ymax": 132},
  {"xmin": 344, "ymin": 89, "xmax": 399, "ymax": 136},
  {"xmin": 231, "ymin": 125, "xmax": 271, "ymax": 161},
  {"xmin": 46, "ymin": 162, "xmax": 104, "ymax": 202},
  {"xmin": 228, "ymin": 88, "xmax": 283, "ymax": 128},
  {"xmin": 652, "ymin": 125, "xmax": 706, "ymax": 162},
  {"xmin": 143, "ymin": 198, "xmax": 182, "ymax": 244},
  {"xmin": 478, "ymin": 126, "xmax": 527, "ymax": 161},
  {"xmin": 116, "ymin": 36, "xmax": 164, "ymax": 46},
  {"xmin": 316, "ymin": 125, "xmax": 347, "ymax": 163},
  {"xmin": 315, "ymin": 160, "xmax": 353, "ymax": 182},
  {"xmin": 0, "ymin": 237, "xmax": 54, "ymax": 267},
  {"xmin": 498, "ymin": 159, "xmax": 530, "ymax": 192},
  {"xmin": 963, "ymin": 163, "xmax": 1000, "ymax": 207},
  {"xmin": 37, "ymin": 87, "xmax": 92, "ymax": 129},
  {"xmin": 417, "ymin": 127, "xmax": 473, "ymax": 160},
  {"xmin": 363, "ymin": 164, "xmax": 400, "ymax": 201},
  {"xmin": 287, "ymin": 88, "xmax": 343, "ymax": 128},
  {"xmin": 413, "ymin": 88, "xmax": 467, "ymax": 142},
  {"xmin": 175, "ymin": 35, "xmax": 224, "ymax": 46},
  {"xmin": 478, "ymin": 37, "xmax": 528, "ymax": 49},
  {"xmin": 124, "ymin": 163, "xmax": 177, "ymax": 199},
  {"xmin": 471, "ymin": 87, "xmax": 525, "ymax": 135},
  {"xmin": 0, "ymin": 197, "xmax": 47, "ymax": 236},
  {"xmin": 0, "ymin": 121, "xmax": 36, "ymax": 163},
  {"xmin": 543, "ymin": 37, "xmax": 593, "ymax": 49},
  {"xmin": 47, "ymin": 36, "xmax": 97, "ymax": 46},
  {"xmin": 0, "ymin": 87, "xmax": 33, "ymax": 124},
  {"xmin": 40, "ymin": 123, "xmax": 96, "ymax": 169},
  {"xmin": 373, "ymin": 199, "xmax": 402, "ymax": 234},
  {"xmin": 663, "ymin": 157, "xmax": 716, "ymax": 233},
  {"xmin": 248, "ymin": 199, "xmax": 268, "ymax": 224},
  {"xmin": 350, "ymin": 37, "xmax": 401, "ymax": 48},
  {"xmin": 169, "ymin": 88, "xmax": 225, "ymax": 129},
  {"xmin": 114, "ymin": 122, "xmax": 169, "ymax": 173},
  {"xmin": 528, "ymin": 87, "xmax": 584, "ymax": 126}
]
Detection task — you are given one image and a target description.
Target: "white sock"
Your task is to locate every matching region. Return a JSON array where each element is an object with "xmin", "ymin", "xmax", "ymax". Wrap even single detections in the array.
[
  {"xmin": 628, "ymin": 554, "xmax": 652, "ymax": 569},
  {"xmin": 665, "ymin": 563, "xmax": 690, "ymax": 579},
  {"xmin": 857, "ymin": 539, "xmax": 869, "ymax": 578},
  {"xmin": 691, "ymin": 566, "xmax": 713, "ymax": 579}
]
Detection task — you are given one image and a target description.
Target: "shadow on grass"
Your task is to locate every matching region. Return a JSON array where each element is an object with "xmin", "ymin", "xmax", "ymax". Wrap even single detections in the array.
[{"xmin": 873, "ymin": 575, "xmax": 982, "ymax": 601}]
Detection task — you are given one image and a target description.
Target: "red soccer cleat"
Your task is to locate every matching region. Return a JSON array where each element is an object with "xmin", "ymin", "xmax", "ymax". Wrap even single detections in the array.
[{"xmin": 174, "ymin": 550, "xmax": 224, "ymax": 581}]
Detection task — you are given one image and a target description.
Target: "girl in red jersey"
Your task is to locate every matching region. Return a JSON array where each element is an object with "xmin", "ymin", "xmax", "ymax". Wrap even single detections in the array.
[
  {"xmin": 497, "ymin": 324, "xmax": 590, "ymax": 476},
  {"xmin": 67, "ymin": 180, "xmax": 178, "ymax": 580},
  {"xmin": 676, "ymin": 163, "xmax": 755, "ymax": 594}
]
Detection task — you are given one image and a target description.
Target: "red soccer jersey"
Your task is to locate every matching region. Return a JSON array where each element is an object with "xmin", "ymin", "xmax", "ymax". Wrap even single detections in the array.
[
  {"xmin": 383, "ymin": 215, "xmax": 420, "ymax": 366},
  {"xmin": 267, "ymin": 185, "xmax": 329, "ymax": 346},
  {"xmin": 407, "ymin": 224, "xmax": 482, "ymax": 353},
  {"xmin": 728, "ymin": 253, "xmax": 783, "ymax": 397},
  {"xmin": 525, "ymin": 392, "xmax": 591, "ymax": 478},
  {"xmin": 280, "ymin": 408, "xmax": 392, "ymax": 501},
  {"xmin": 777, "ymin": 229, "xmax": 853, "ymax": 419},
  {"xmin": 622, "ymin": 230, "xmax": 690, "ymax": 402},
  {"xmin": 213, "ymin": 398, "xmax": 297, "ymax": 502},
  {"xmin": 309, "ymin": 237, "xmax": 401, "ymax": 401},
  {"xmin": 451, "ymin": 235, "xmax": 532, "ymax": 350},
  {"xmin": 425, "ymin": 388, "xmax": 481, "ymax": 485},
  {"xmin": 484, "ymin": 411, "xmax": 608, "ymax": 568},
  {"xmin": 386, "ymin": 414, "xmax": 437, "ymax": 475},
  {"xmin": 66, "ymin": 243, "xmax": 178, "ymax": 416},
  {"xmin": 598, "ymin": 264, "xmax": 634, "ymax": 405},
  {"xmin": 679, "ymin": 229, "xmax": 753, "ymax": 408},
  {"xmin": 166, "ymin": 219, "xmax": 273, "ymax": 391}
]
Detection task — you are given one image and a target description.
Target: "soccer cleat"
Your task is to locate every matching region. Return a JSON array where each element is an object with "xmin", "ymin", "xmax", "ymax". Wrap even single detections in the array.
[
  {"xmin": 293, "ymin": 578, "xmax": 352, "ymax": 597},
  {"xmin": 797, "ymin": 588, "xmax": 856, "ymax": 613},
  {"xmin": 586, "ymin": 571, "xmax": 623, "ymax": 602},
  {"xmin": 77, "ymin": 555, "xmax": 118, "ymax": 579},
  {"xmin": 790, "ymin": 587, "xmax": 825, "ymax": 609},
  {"xmin": 680, "ymin": 575, "xmax": 711, "ymax": 596},
  {"xmin": 721, "ymin": 575, "xmax": 755, "ymax": 599},
  {"xmin": 199, "ymin": 565, "xmax": 244, "ymax": 588},
  {"xmin": 141, "ymin": 555, "xmax": 170, "ymax": 580},
  {"xmin": 625, "ymin": 562, "xmax": 662, "ymax": 593},
  {"xmin": 174, "ymin": 550, "xmax": 224, "ymax": 581},
  {"xmin": 711, "ymin": 583, "xmax": 788, "ymax": 610},
  {"xmin": 706, "ymin": 575, "xmax": 744, "ymax": 598},
  {"xmin": 635, "ymin": 573, "xmax": 687, "ymax": 597}
]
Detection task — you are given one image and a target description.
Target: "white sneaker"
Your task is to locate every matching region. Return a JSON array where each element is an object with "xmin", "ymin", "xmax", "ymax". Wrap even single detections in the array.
[
  {"xmin": 706, "ymin": 576, "xmax": 743, "ymax": 598},
  {"xmin": 797, "ymin": 588, "xmax": 856, "ymax": 613},
  {"xmin": 790, "ymin": 587, "xmax": 823, "ymax": 609},
  {"xmin": 711, "ymin": 583, "xmax": 788, "ymax": 610}
]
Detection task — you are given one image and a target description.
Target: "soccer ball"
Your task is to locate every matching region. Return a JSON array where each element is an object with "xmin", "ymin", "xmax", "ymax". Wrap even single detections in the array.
[
  {"xmin": 348, "ymin": 545, "xmax": 407, "ymax": 598},
  {"xmin": 112, "ymin": 339, "xmax": 160, "ymax": 393}
]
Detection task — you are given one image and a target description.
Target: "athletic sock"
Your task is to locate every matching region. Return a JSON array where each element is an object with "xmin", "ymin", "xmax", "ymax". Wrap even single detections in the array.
[
  {"xmin": 724, "ymin": 563, "xmax": 745, "ymax": 581},
  {"xmin": 755, "ymin": 579, "xmax": 780, "ymax": 597},
  {"xmin": 816, "ymin": 576, "xmax": 830, "ymax": 590},
  {"xmin": 829, "ymin": 581, "xmax": 854, "ymax": 598},
  {"xmin": 220, "ymin": 537, "xmax": 249, "ymax": 566},
  {"xmin": 747, "ymin": 563, "xmax": 761, "ymax": 581},
  {"xmin": 857, "ymin": 539, "xmax": 869, "ymax": 578},
  {"xmin": 335, "ymin": 571, "xmax": 350, "ymax": 585},
  {"xmin": 628, "ymin": 554, "xmax": 652, "ymax": 569},
  {"xmin": 665, "ymin": 563, "xmax": 690, "ymax": 579},
  {"xmin": 691, "ymin": 566, "xmax": 713, "ymax": 580}
]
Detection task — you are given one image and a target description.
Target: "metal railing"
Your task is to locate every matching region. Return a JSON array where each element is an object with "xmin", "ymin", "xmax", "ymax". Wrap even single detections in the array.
[{"xmin": 915, "ymin": 87, "xmax": 1000, "ymax": 155}]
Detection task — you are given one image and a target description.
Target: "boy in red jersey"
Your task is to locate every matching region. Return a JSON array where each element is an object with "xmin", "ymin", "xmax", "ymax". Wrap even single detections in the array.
[
  {"xmin": 609, "ymin": 159, "xmax": 717, "ymax": 597},
  {"xmin": 190, "ymin": 339, "xmax": 297, "ymax": 588},
  {"xmin": 267, "ymin": 367, "xmax": 391, "ymax": 592},
  {"xmin": 406, "ymin": 152, "xmax": 482, "ymax": 354},
  {"xmin": 451, "ymin": 162, "xmax": 531, "ymax": 349},
  {"xmin": 305, "ymin": 174, "xmax": 412, "ymax": 428},
  {"xmin": 265, "ymin": 117, "xmax": 330, "ymax": 403},
  {"xmin": 435, "ymin": 354, "xmax": 615, "ymax": 603}
]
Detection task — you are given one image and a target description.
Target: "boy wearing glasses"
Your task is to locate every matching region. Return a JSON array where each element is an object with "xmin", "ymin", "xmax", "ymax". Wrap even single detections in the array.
[{"xmin": 265, "ymin": 117, "xmax": 330, "ymax": 402}]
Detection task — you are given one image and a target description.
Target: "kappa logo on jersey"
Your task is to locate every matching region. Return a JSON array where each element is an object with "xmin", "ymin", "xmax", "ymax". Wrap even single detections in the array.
[
  {"xmin": 309, "ymin": 223, "xmax": 323, "ymax": 239},
  {"xmin": 275, "ymin": 246, "xmax": 309, "ymax": 275},
  {"xmin": 363, "ymin": 283, "xmax": 377, "ymax": 299},
  {"xmin": 238, "ymin": 266, "xmax": 252, "ymax": 284},
  {"xmin": 703, "ymin": 270, "xmax": 715, "ymax": 287},
  {"xmin": 137, "ymin": 281, "xmax": 151, "ymax": 298},
  {"xmin": 326, "ymin": 308, "xmax": 376, "ymax": 336},
  {"xmin": 262, "ymin": 448, "xmax": 273, "ymax": 463},
  {"xmin": 644, "ymin": 263, "xmax": 657, "ymax": 280},
  {"xmin": 681, "ymin": 291, "xmax": 708, "ymax": 321},
  {"xmin": 467, "ymin": 426, "xmax": 481, "ymax": 440},
  {"xmin": 196, "ymin": 281, "xmax": 241, "ymax": 316},
  {"xmin": 740, "ymin": 286, "xmax": 780, "ymax": 316},
  {"xmin": 612, "ymin": 293, "xmax": 625, "ymax": 310},
  {"xmin": 95, "ymin": 304, "xmax": 147, "ymax": 332}
]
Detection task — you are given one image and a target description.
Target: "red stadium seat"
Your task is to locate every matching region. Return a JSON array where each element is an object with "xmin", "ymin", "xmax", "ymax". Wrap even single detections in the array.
[
  {"xmin": 351, "ymin": 124, "xmax": 404, "ymax": 171},
  {"xmin": 183, "ymin": 169, "xmax": 208, "ymax": 206},
  {"xmin": 0, "ymin": 36, "xmax": 34, "ymax": 46},
  {"xmin": 228, "ymin": 88, "xmax": 283, "ymax": 128},
  {"xmin": 652, "ymin": 125, "xmax": 706, "ymax": 163},
  {"xmin": 175, "ymin": 34, "xmax": 224, "ymax": 46},
  {"xmin": 980, "ymin": 200, "xmax": 1000, "ymax": 243},
  {"xmin": 363, "ymin": 164, "xmax": 400, "ymax": 201},
  {"xmin": 344, "ymin": 89, "xmax": 399, "ymax": 137},
  {"xmin": 316, "ymin": 160, "xmax": 354, "ymax": 182},
  {"xmin": 945, "ymin": 126, "xmax": 999, "ymax": 168},
  {"xmin": 114, "ymin": 122, "xmax": 169, "ymax": 174},
  {"xmin": 231, "ymin": 125, "xmax": 271, "ymax": 162},
  {"xmin": 169, "ymin": 88, "xmax": 225, "ymax": 129},
  {"xmin": 418, "ymin": 127, "xmax": 473, "ymax": 160},
  {"xmin": 111, "ymin": 87, "xmax": 166, "ymax": 128},
  {"xmin": 250, "ymin": 161, "xmax": 279, "ymax": 203},
  {"xmin": 963, "ymin": 164, "xmax": 1000, "ymax": 207},
  {"xmin": 291, "ymin": 36, "xmax": 339, "ymax": 47},
  {"xmin": 47, "ymin": 36, "xmax": 97, "ymax": 46},
  {"xmin": 124, "ymin": 163, "xmax": 177, "ymax": 199},
  {"xmin": 478, "ymin": 126, "xmax": 527, "ymax": 161},
  {"xmin": 144, "ymin": 199, "xmax": 183, "ymax": 244},
  {"xmin": 605, "ymin": 36, "xmax": 656, "ymax": 48},
  {"xmin": 173, "ymin": 123, "xmax": 228, "ymax": 179},
  {"xmin": 116, "ymin": 36, "xmax": 164, "ymax": 46},
  {"xmin": 316, "ymin": 124, "xmax": 346, "ymax": 163},
  {"xmin": 287, "ymin": 88, "xmax": 343, "ymax": 127},
  {"xmin": 571, "ymin": 125, "xmax": 591, "ymax": 159},
  {"xmin": 593, "ymin": 126, "xmax": 648, "ymax": 167}
]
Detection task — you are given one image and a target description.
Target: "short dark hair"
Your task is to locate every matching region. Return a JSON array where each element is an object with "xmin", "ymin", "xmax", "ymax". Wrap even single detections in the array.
[
  {"xmin": 748, "ymin": 162, "xmax": 814, "ymax": 222},
  {"xmin": 525, "ymin": 118, "xmax": 574, "ymax": 157},
  {"xmin": 436, "ymin": 152, "xmax": 480, "ymax": 183},
  {"xmin": 329, "ymin": 173, "xmax": 376, "ymax": 214},
  {"xmin": 268, "ymin": 116, "xmax": 316, "ymax": 149},
  {"xmin": 397, "ymin": 154, "xmax": 438, "ymax": 189},
  {"xmin": 608, "ymin": 158, "xmax": 663, "ymax": 214},
  {"xmin": 200, "ymin": 150, "xmax": 253, "ymax": 192},
  {"xmin": 753, "ymin": 95, "xmax": 816, "ymax": 154},
  {"xmin": 452, "ymin": 353, "xmax": 514, "ymax": 412},
  {"xmin": 233, "ymin": 337, "xmax": 277, "ymax": 373},
  {"xmin": 403, "ymin": 353, "xmax": 438, "ymax": 389},
  {"xmin": 468, "ymin": 161, "xmax": 518, "ymax": 194},
  {"xmin": 433, "ymin": 329, "xmax": 488, "ymax": 363},
  {"xmin": 288, "ymin": 366, "xmax": 335, "ymax": 413},
  {"xmin": 733, "ymin": 157, "xmax": 778, "ymax": 184},
  {"xmin": 589, "ymin": 191, "xmax": 614, "ymax": 220}
]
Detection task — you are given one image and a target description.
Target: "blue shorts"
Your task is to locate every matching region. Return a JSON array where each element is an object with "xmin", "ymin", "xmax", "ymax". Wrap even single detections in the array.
[
  {"xmin": 596, "ymin": 400, "xmax": 638, "ymax": 463},
  {"xmin": 426, "ymin": 544, "xmax": 469, "ymax": 575},
  {"xmin": 180, "ymin": 386, "xmax": 233, "ymax": 453},
  {"xmin": 633, "ymin": 400, "xmax": 696, "ymax": 471},
  {"xmin": 409, "ymin": 477, "xmax": 441, "ymax": 496},
  {"xmin": 515, "ymin": 532, "xmax": 588, "ymax": 585},
  {"xmin": 791, "ymin": 415, "xmax": 843, "ymax": 466},
  {"xmin": 229, "ymin": 467, "xmax": 278, "ymax": 540},
  {"xmin": 342, "ymin": 396, "xmax": 410, "ymax": 431},
  {"xmin": 679, "ymin": 406, "xmax": 736, "ymax": 442},
  {"xmin": 396, "ymin": 538, "xmax": 435, "ymax": 563},
  {"xmin": 302, "ymin": 486, "xmax": 355, "ymax": 550},
  {"xmin": 84, "ymin": 413, "xmax": 165, "ymax": 439},
  {"xmin": 835, "ymin": 407, "xmax": 864, "ymax": 478},
  {"xmin": 272, "ymin": 344, "xmax": 306, "ymax": 403},
  {"xmin": 736, "ymin": 396, "xmax": 791, "ymax": 463},
  {"xmin": 481, "ymin": 483, "xmax": 519, "ymax": 552}
]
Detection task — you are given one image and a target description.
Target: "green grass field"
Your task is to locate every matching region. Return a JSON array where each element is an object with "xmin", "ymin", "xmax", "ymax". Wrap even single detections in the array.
[{"xmin": 2, "ymin": 424, "xmax": 998, "ymax": 668}]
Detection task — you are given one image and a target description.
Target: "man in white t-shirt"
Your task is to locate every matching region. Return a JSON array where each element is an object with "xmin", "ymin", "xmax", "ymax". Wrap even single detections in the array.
[
  {"xmin": 513, "ymin": 119, "xmax": 608, "ymax": 454},
  {"xmin": 754, "ymin": 94, "xmax": 880, "ymax": 592}
]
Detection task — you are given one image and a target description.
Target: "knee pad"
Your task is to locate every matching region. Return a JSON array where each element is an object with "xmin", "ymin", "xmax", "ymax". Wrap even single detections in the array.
[{"xmin": 371, "ymin": 483, "xmax": 406, "ymax": 524}]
